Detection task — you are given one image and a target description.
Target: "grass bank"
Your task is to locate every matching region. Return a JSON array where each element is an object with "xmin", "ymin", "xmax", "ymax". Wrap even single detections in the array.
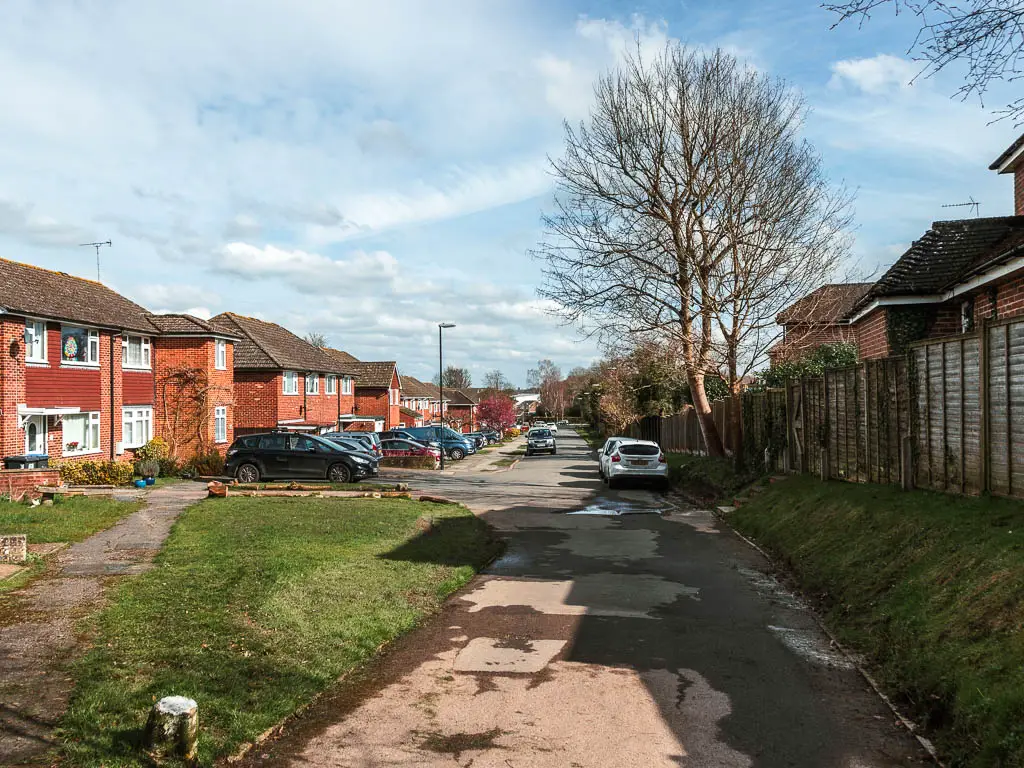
[
  {"xmin": 664, "ymin": 453, "xmax": 758, "ymax": 505},
  {"xmin": 60, "ymin": 496, "xmax": 502, "ymax": 766},
  {"xmin": 729, "ymin": 476, "xmax": 1024, "ymax": 767}
]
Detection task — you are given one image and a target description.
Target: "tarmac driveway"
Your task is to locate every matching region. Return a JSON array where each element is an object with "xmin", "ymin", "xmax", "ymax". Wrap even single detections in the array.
[{"xmin": 245, "ymin": 429, "xmax": 927, "ymax": 767}]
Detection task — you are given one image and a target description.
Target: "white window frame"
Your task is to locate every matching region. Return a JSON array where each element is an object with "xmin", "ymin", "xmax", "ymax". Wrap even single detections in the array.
[
  {"xmin": 121, "ymin": 334, "xmax": 152, "ymax": 370},
  {"xmin": 62, "ymin": 412, "xmax": 101, "ymax": 456},
  {"xmin": 306, "ymin": 373, "xmax": 319, "ymax": 395},
  {"xmin": 60, "ymin": 325, "xmax": 100, "ymax": 367},
  {"xmin": 121, "ymin": 406, "xmax": 153, "ymax": 449},
  {"xmin": 215, "ymin": 339, "xmax": 227, "ymax": 370},
  {"xmin": 390, "ymin": 388, "xmax": 400, "ymax": 406},
  {"xmin": 283, "ymin": 371, "xmax": 299, "ymax": 395},
  {"xmin": 342, "ymin": 376, "xmax": 352, "ymax": 395},
  {"xmin": 24, "ymin": 319, "xmax": 47, "ymax": 364},
  {"xmin": 325, "ymin": 374, "xmax": 337, "ymax": 395},
  {"xmin": 214, "ymin": 406, "xmax": 228, "ymax": 443}
]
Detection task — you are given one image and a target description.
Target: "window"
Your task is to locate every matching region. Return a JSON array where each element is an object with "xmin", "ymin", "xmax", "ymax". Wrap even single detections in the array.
[
  {"xmin": 342, "ymin": 376, "xmax": 352, "ymax": 395},
  {"xmin": 214, "ymin": 406, "xmax": 227, "ymax": 443},
  {"xmin": 215, "ymin": 340, "xmax": 227, "ymax": 370},
  {"xmin": 283, "ymin": 371, "xmax": 299, "ymax": 395},
  {"xmin": 63, "ymin": 412, "xmax": 100, "ymax": 455},
  {"xmin": 121, "ymin": 407, "xmax": 153, "ymax": 449},
  {"xmin": 258, "ymin": 434, "xmax": 286, "ymax": 450},
  {"xmin": 326, "ymin": 374, "xmax": 337, "ymax": 395},
  {"xmin": 306, "ymin": 374, "xmax": 319, "ymax": 395},
  {"xmin": 287, "ymin": 435, "xmax": 316, "ymax": 452},
  {"xmin": 61, "ymin": 326, "xmax": 100, "ymax": 366},
  {"xmin": 961, "ymin": 298, "xmax": 975, "ymax": 334},
  {"xmin": 121, "ymin": 334, "xmax": 151, "ymax": 369},
  {"xmin": 24, "ymin": 320, "xmax": 47, "ymax": 363},
  {"xmin": 390, "ymin": 388, "xmax": 399, "ymax": 406}
]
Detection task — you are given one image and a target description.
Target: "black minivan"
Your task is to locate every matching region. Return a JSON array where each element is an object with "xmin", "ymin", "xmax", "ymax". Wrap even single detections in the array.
[{"xmin": 225, "ymin": 432, "xmax": 378, "ymax": 483}]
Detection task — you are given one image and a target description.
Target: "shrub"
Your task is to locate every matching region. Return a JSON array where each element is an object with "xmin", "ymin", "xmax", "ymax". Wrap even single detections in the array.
[
  {"xmin": 134, "ymin": 437, "xmax": 169, "ymax": 463},
  {"xmin": 508, "ymin": 428, "xmax": 521, "ymax": 438},
  {"xmin": 158, "ymin": 457, "xmax": 182, "ymax": 477},
  {"xmin": 186, "ymin": 450, "xmax": 225, "ymax": 477},
  {"xmin": 59, "ymin": 461, "xmax": 135, "ymax": 486},
  {"xmin": 136, "ymin": 459, "xmax": 161, "ymax": 478}
]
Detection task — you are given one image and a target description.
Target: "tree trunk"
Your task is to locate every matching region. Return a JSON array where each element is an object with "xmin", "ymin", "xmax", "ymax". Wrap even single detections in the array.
[
  {"xmin": 688, "ymin": 371, "xmax": 725, "ymax": 457},
  {"xmin": 144, "ymin": 696, "xmax": 198, "ymax": 764},
  {"xmin": 728, "ymin": 348, "xmax": 745, "ymax": 472}
]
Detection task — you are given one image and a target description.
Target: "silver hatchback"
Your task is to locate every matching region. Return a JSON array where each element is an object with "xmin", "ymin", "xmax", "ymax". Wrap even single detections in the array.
[{"xmin": 604, "ymin": 440, "xmax": 668, "ymax": 489}]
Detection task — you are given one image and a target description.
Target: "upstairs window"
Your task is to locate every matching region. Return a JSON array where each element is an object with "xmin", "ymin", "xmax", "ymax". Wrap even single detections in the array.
[
  {"xmin": 122, "ymin": 334, "xmax": 151, "ymax": 369},
  {"xmin": 325, "ymin": 374, "xmax": 337, "ymax": 395},
  {"xmin": 24, "ymin": 320, "xmax": 46, "ymax": 363},
  {"xmin": 342, "ymin": 377, "xmax": 352, "ymax": 395},
  {"xmin": 62, "ymin": 326, "xmax": 100, "ymax": 366},
  {"xmin": 215, "ymin": 340, "xmax": 227, "ymax": 370},
  {"xmin": 283, "ymin": 371, "xmax": 299, "ymax": 395},
  {"xmin": 306, "ymin": 374, "xmax": 319, "ymax": 395}
]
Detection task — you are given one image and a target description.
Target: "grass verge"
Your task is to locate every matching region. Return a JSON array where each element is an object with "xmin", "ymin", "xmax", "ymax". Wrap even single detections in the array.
[
  {"xmin": 728, "ymin": 476, "xmax": 1024, "ymax": 767},
  {"xmin": 664, "ymin": 453, "xmax": 758, "ymax": 504},
  {"xmin": 60, "ymin": 496, "xmax": 502, "ymax": 766}
]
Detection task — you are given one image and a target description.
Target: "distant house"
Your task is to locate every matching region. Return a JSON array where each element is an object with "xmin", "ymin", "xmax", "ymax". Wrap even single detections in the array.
[
  {"xmin": 769, "ymin": 283, "xmax": 872, "ymax": 363},
  {"xmin": 399, "ymin": 375, "xmax": 438, "ymax": 426},
  {"xmin": 209, "ymin": 313, "xmax": 356, "ymax": 435},
  {"xmin": 0, "ymin": 258, "xmax": 236, "ymax": 462},
  {"xmin": 322, "ymin": 349, "xmax": 402, "ymax": 431},
  {"xmin": 445, "ymin": 389, "xmax": 479, "ymax": 433}
]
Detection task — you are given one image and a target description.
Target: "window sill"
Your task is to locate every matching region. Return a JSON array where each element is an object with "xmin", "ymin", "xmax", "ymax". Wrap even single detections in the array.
[
  {"xmin": 283, "ymin": 391, "xmax": 300, "ymax": 396},
  {"xmin": 63, "ymin": 449, "xmax": 102, "ymax": 458},
  {"xmin": 25, "ymin": 361, "xmax": 49, "ymax": 367},
  {"xmin": 215, "ymin": 366, "xmax": 228, "ymax": 371},
  {"xmin": 123, "ymin": 365, "xmax": 152, "ymax": 372},
  {"xmin": 61, "ymin": 362, "xmax": 100, "ymax": 369}
]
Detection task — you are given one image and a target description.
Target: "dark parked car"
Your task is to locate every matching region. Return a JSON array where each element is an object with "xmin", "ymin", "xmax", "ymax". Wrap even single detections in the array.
[
  {"xmin": 323, "ymin": 436, "xmax": 379, "ymax": 461},
  {"xmin": 466, "ymin": 430, "xmax": 499, "ymax": 446},
  {"xmin": 322, "ymin": 431, "xmax": 382, "ymax": 458},
  {"xmin": 225, "ymin": 432, "xmax": 378, "ymax": 483}
]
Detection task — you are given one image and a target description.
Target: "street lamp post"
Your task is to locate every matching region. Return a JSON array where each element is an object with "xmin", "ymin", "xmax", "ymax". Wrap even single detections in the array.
[{"xmin": 438, "ymin": 323, "xmax": 456, "ymax": 470}]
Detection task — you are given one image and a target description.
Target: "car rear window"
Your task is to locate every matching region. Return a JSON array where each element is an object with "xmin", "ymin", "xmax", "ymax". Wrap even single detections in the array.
[{"xmin": 618, "ymin": 444, "xmax": 660, "ymax": 456}]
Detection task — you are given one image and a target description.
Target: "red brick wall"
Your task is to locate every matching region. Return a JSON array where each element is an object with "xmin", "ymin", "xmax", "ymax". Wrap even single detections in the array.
[
  {"xmin": 25, "ymin": 324, "xmax": 102, "ymax": 410},
  {"xmin": 854, "ymin": 308, "xmax": 890, "ymax": 360},
  {"xmin": 448, "ymin": 405, "xmax": 477, "ymax": 432},
  {"xmin": 154, "ymin": 337, "xmax": 235, "ymax": 458},
  {"xmin": 0, "ymin": 317, "xmax": 26, "ymax": 459},
  {"xmin": 0, "ymin": 468, "xmax": 61, "ymax": 500},
  {"xmin": 122, "ymin": 370, "xmax": 155, "ymax": 405},
  {"xmin": 354, "ymin": 388, "xmax": 389, "ymax": 428},
  {"xmin": 769, "ymin": 322, "xmax": 858, "ymax": 363},
  {"xmin": 1016, "ymin": 165, "xmax": 1024, "ymax": 216},
  {"xmin": 234, "ymin": 370, "xmax": 280, "ymax": 432}
]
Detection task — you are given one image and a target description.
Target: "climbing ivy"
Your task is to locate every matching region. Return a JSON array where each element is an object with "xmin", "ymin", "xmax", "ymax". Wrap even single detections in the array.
[{"xmin": 886, "ymin": 306, "xmax": 931, "ymax": 354}]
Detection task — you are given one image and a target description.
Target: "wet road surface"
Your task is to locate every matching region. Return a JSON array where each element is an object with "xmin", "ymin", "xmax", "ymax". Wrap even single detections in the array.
[{"xmin": 245, "ymin": 429, "xmax": 928, "ymax": 767}]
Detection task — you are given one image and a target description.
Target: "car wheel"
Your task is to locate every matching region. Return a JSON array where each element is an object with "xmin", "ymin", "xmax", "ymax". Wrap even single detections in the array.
[
  {"xmin": 607, "ymin": 476, "xmax": 617, "ymax": 490},
  {"xmin": 328, "ymin": 463, "xmax": 353, "ymax": 483},
  {"xmin": 450, "ymin": 447, "xmax": 466, "ymax": 461},
  {"xmin": 236, "ymin": 463, "xmax": 260, "ymax": 484},
  {"xmin": 551, "ymin": 449, "xmax": 557, "ymax": 455}
]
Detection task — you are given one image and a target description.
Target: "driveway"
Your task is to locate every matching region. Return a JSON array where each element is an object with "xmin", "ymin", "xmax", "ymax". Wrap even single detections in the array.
[{"xmin": 246, "ymin": 429, "xmax": 927, "ymax": 767}]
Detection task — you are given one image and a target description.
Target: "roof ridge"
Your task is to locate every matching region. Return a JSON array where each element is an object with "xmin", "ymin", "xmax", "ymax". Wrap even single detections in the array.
[{"xmin": 0, "ymin": 256, "xmax": 110, "ymax": 289}]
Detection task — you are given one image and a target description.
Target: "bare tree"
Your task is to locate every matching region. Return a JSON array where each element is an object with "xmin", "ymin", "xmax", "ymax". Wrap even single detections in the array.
[
  {"xmin": 482, "ymin": 369, "xmax": 514, "ymax": 392},
  {"xmin": 304, "ymin": 331, "xmax": 329, "ymax": 348},
  {"xmin": 538, "ymin": 46, "xmax": 844, "ymax": 455},
  {"xmin": 434, "ymin": 366, "xmax": 472, "ymax": 389},
  {"xmin": 827, "ymin": 0, "xmax": 1024, "ymax": 121},
  {"xmin": 526, "ymin": 359, "xmax": 559, "ymax": 391}
]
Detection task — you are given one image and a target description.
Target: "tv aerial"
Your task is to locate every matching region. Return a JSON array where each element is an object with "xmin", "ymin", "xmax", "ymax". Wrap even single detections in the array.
[
  {"xmin": 79, "ymin": 240, "xmax": 112, "ymax": 281},
  {"xmin": 941, "ymin": 196, "xmax": 980, "ymax": 218}
]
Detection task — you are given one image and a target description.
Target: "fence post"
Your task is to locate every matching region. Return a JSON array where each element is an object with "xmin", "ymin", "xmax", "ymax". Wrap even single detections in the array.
[
  {"xmin": 820, "ymin": 446, "xmax": 830, "ymax": 481},
  {"xmin": 901, "ymin": 435, "xmax": 914, "ymax": 491},
  {"xmin": 980, "ymin": 318, "xmax": 990, "ymax": 493}
]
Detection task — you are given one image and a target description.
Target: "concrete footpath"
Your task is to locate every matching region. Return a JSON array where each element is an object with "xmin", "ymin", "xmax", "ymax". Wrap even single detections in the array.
[{"xmin": 243, "ymin": 430, "xmax": 928, "ymax": 767}]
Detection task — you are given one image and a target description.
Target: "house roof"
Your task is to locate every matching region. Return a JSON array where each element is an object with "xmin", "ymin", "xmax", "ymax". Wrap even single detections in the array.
[
  {"xmin": 147, "ymin": 313, "xmax": 241, "ymax": 338},
  {"xmin": 399, "ymin": 406, "xmax": 422, "ymax": 420},
  {"xmin": 322, "ymin": 349, "xmax": 398, "ymax": 388},
  {"xmin": 208, "ymin": 313, "xmax": 355, "ymax": 373},
  {"xmin": 776, "ymin": 283, "xmax": 873, "ymax": 325},
  {"xmin": 856, "ymin": 217, "xmax": 1024, "ymax": 308},
  {"xmin": 445, "ymin": 389, "xmax": 478, "ymax": 406},
  {"xmin": 400, "ymin": 375, "xmax": 437, "ymax": 398},
  {"xmin": 0, "ymin": 257, "xmax": 159, "ymax": 333},
  {"xmin": 990, "ymin": 132, "xmax": 1024, "ymax": 172}
]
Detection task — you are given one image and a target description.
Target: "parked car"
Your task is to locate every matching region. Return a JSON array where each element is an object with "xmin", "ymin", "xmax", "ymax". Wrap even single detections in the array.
[
  {"xmin": 463, "ymin": 432, "xmax": 487, "ymax": 448},
  {"xmin": 525, "ymin": 428, "xmax": 556, "ymax": 456},
  {"xmin": 323, "ymin": 431, "xmax": 382, "ymax": 458},
  {"xmin": 403, "ymin": 426, "xmax": 476, "ymax": 460},
  {"xmin": 602, "ymin": 439, "xmax": 668, "ymax": 489},
  {"xmin": 379, "ymin": 438, "xmax": 441, "ymax": 459},
  {"xmin": 323, "ymin": 436, "xmax": 379, "ymax": 461},
  {"xmin": 597, "ymin": 436, "xmax": 636, "ymax": 479},
  {"xmin": 479, "ymin": 428, "xmax": 501, "ymax": 444},
  {"xmin": 226, "ymin": 432, "xmax": 378, "ymax": 483}
]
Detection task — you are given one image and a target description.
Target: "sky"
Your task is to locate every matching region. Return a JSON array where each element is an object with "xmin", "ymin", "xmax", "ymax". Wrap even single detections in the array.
[{"xmin": 0, "ymin": 0, "xmax": 1019, "ymax": 386}]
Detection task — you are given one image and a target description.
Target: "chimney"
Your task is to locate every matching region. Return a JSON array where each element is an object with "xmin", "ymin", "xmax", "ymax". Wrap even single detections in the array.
[{"xmin": 989, "ymin": 133, "xmax": 1024, "ymax": 216}]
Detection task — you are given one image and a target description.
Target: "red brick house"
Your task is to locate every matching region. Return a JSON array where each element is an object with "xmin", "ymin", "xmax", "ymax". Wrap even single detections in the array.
[
  {"xmin": 321, "ymin": 350, "xmax": 402, "ymax": 431},
  {"xmin": 209, "ymin": 313, "xmax": 356, "ymax": 435},
  {"xmin": 399, "ymin": 375, "xmax": 438, "ymax": 426},
  {"xmin": 0, "ymin": 258, "xmax": 235, "ymax": 463},
  {"xmin": 445, "ymin": 389, "xmax": 479, "ymax": 433},
  {"xmin": 769, "ymin": 283, "xmax": 872, "ymax": 363}
]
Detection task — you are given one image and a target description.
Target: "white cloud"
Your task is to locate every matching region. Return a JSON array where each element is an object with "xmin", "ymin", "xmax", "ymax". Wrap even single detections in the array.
[
  {"xmin": 215, "ymin": 243, "xmax": 399, "ymax": 292},
  {"xmin": 0, "ymin": 199, "xmax": 92, "ymax": 248},
  {"xmin": 132, "ymin": 283, "xmax": 221, "ymax": 310},
  {"xmin": 829, "ymin": 54, "xmax": 919, "ymax": 94}
]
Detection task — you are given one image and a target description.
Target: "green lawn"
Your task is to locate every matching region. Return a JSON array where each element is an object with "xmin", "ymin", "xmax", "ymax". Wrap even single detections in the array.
[
  {"xmin": 0, "ymin": 495, "xmax": 142, "ymax": 544},
  {"xmin": 729, "ymin": 476, "xmax": 1024, "ymax": 767},
  {"xmin": 60, "ymin": 496, "xmax": 502, "ymax": 767}
]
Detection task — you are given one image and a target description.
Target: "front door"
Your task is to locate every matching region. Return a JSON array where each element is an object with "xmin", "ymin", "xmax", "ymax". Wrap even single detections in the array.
[{"xmin": 25, "ymin": 416, "xmax": 46, "ymax": 454}]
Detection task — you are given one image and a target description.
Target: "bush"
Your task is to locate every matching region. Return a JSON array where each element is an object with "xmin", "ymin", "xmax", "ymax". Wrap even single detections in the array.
[
  {"xmin": 186, "ymin": 450, "xmax": 225, "ymax": 477},
  {"xmin": 508, "ymin": 427, "xmax": 521, "ymax": 438},
  {"xmin": 136, "ymin": 459, "xmax": 161, "ymax": 479},
  {"xmin": 380, "ymin": 455, "xmax": 439, "ymax": 470},
  {"xmin": 59, "ymin": 461, "xmax": 135, "ymax": 486},
  {"xmin": 158, "ymin": 457, "xmax": 182, "ymax": 477},
  {"xmin": 134, "ymin": 437, "xmax": 169, "ymax": 463}
]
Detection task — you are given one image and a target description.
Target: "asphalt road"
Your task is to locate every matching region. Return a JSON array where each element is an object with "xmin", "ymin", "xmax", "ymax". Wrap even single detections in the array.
[{"xmin": 247, "ymin": 428, "xmax": 928, "ymax": 767}]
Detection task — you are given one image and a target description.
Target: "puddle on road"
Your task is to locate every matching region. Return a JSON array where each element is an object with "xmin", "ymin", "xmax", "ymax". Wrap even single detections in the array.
[
  {"xmin": 768, "ymin": 625, "xmax": 854, "ymax": 669},
  {"xmin": 568, "ymin": 495, "xmax": 675, "ymax": 516}
]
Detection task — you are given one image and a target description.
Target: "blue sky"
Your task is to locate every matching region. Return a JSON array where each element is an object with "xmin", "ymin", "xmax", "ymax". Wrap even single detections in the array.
[{"xmin": 0, "ymin": 0, "xmax": 1019, "ymax": 385}]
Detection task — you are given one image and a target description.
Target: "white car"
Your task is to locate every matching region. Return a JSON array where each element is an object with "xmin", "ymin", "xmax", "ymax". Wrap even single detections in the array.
[
  {"xmin": 601, "ymin": 439, "xmax": 668, "ymax": 489},
  {"xmin": 597, "ymin": 436, "xmax": 636, "ymax": 479}
]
